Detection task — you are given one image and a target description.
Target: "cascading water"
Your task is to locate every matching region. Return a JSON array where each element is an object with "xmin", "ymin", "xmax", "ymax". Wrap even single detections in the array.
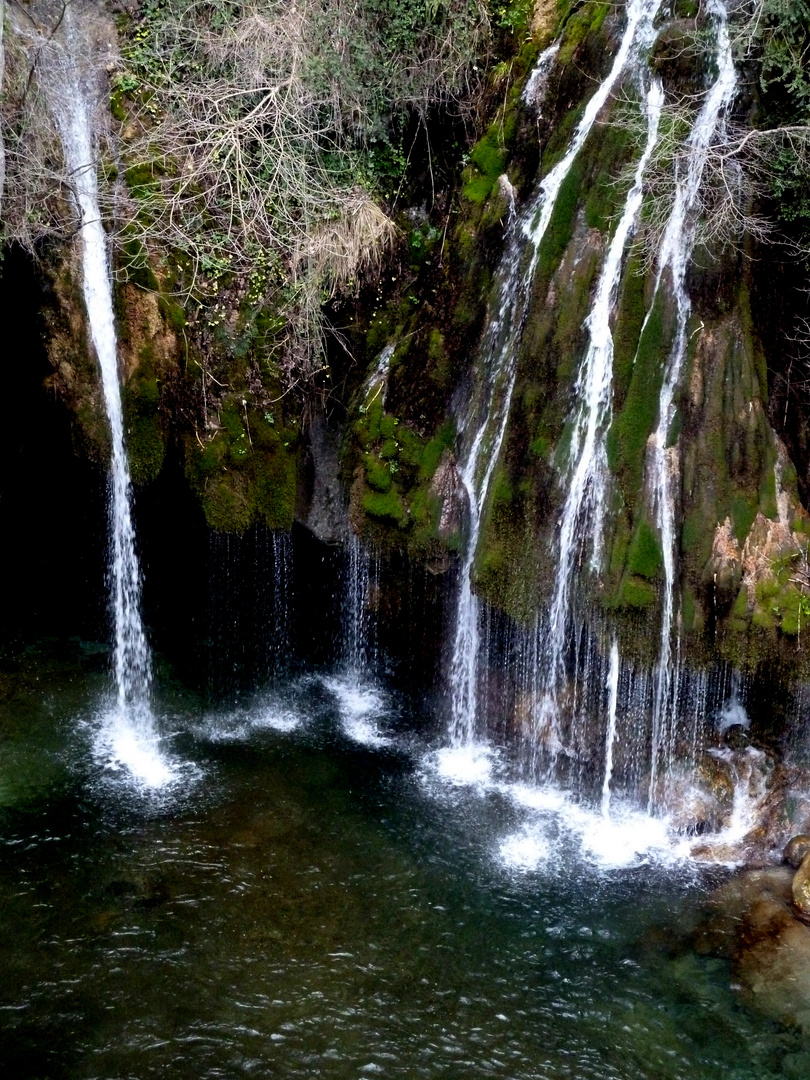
[
  {"xmin": 39, "ymin": 6, "xmax": 172, "ymax": 787},
  {"xmin": 324, "ymin": 533, "xmax": 389, "ymax": 747},
  {"xmin": 207, "ymin": 528, "xmax": 294, "ymax": 695},
  {"xmin": 438, "ymin": 0, "xmax": 772, "ymax": 864},
  {"xmin": 601, "ymin": 638, "xmax": 621, "ymax": 817},
  {"xmin": 345, "ymin": 532, "xmax": 374, "ymax": 674},
  {"xmin": 536, "ymin": 74, "xmax": 664, "ymax": 752},
  {"xmin": 448, "ymin": 0, "xmax": 663, "ymax": 750},
  {"xmin": 645, "ymin": 0, "xmax": 738, "ymax": 810}
]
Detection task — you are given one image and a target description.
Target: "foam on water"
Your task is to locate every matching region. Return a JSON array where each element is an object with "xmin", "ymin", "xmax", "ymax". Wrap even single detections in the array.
[
  {"xmin": 418, "ymin": 740, "xmax": 723, "ymax": 872},
  {"xmin": 497, "ymin": 827, "xmax": 551, "ymax": 872},
  {"xmin": 324, "ymin": 675, "xmax": 390, "ymax": 747},
  {"xmin": 254, "ymin": 704, "xmax": 303, "ymax": 734},
  {"xmin": 426, "ymin": 742, "xmax": 498, "ymax": 787},
  {"xmin": 92, "ymin": 707, "xmax": 181, "ymax": 791},
  {"xmin": 197, "ymin": 694, "xmax": 305, "ymax": 743}
]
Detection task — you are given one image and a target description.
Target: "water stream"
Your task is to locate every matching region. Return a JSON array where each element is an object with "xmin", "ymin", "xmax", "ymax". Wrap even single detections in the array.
[
  {"xmin": 645, "ymin": 0, "xmax": 738, "ymax": 810},
  {"xmin": 449, "ymin": 0, "xmax": 663, "ymax": 750},
  {"xmin": 39, "ymin": 6, "xmax": 172, "ymax": 788},
  {"xmin": 537, "ymin": 74, "xmax": 664, "ymax": 751}
]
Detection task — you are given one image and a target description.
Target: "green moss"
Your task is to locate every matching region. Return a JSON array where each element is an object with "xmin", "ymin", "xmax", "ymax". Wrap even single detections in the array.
[
  {"xmin": 250, "ymin": 416, "xmax": 297, "ymax": 529},
  {"xmin": 463, "ymin": 121, "xmax": 513, "ymax": 205},
  {"xmin": 738, "ymin": 278, "xmax": 769, "ymax": 400},
  {"xmin": 379, "ymin": 414, "xmax": 397, "ymax": 439},
  {"xmin": 471, "ymin": 128, "xmax": 508, "ymax": 179},
  {"xmin": 732, "ymin": 586, "xmax": 749, "ymax": 619},
  {"xmin": 419, "ymin": 421, "xmax": 455, "ymax": 482},
  {"xmin": 185, "ymin": 402, "xmax": 298, "ymax": 533},
  {"xmin": 612, "ymin": 256, "xmax": 647, "ymax": 410},
  {"xmin": 730, "ymin": 491, "xmax": 758, "ymax": 542},
  {"xmin": 540, "ymin": 103, "xmax": 585, "ymax": 175},
  {"xmin": 531, "ymin": 433, "xmax": 551, "ymax": 459},
  {"xmin": 756, "ymin": 577, "xmax": 780, "ymax": 604},
  {"xmin": 121, "ymin": 237, "xmax": 160, "ymax": 292},
  {"xmin": 607, "ymin": 513, "xmax": 632, "ymax": 583},
  {"xmin": 558, "ymin": 1, "xmax": 610, "ymax": 66},
  {"xmin": 463, "ymin": 173, "xmax": 495, "ymax": 204},
  {"xmin": 759, "ymin": 464, "xmax": 778, "ymax": 520},
  {"xmin": 619, "ymin": 576, "xmax": 657, "ymax": 609},
  {"xmin": 363, "ymin": 488, "xmax": 408, "ymax": 527},
  {"xmin": 627, "ymin": 520, "xmax": 663, "ymax": 580},
  {"xmin": 426, "ymin": 329, "xmax": 453, "ymax": 390},
  {"xmin": 201, "ymin": 473, "xmax": 255, "ymax": 534},
  {"xmin": 583, "ymin": 124, "xmax": 634, "ymax": 234},
  {"xmin": 122, "ymin": 353, "xmax": 165, "ymax": 485},
  {"xmin": 157, "ymin": 294, "xmax": 186, "ymax": 332},
  {"xmin": 607, "ymin": 288, "xmax": 669, "ymax": 507},
  {"xmin": 365, "ymin": 455, "xmax": 392, "ymax": 493},
  {"xmin": 535, "ymin": 157, "xmax": 585, "ymax": 284},
  {"xmin": 752, "ymin": 608, "xmax": 775, "ymax": 632},
  {"xmin": 124, "ymin": 163, "xmax": 160, "ymax": 197}
]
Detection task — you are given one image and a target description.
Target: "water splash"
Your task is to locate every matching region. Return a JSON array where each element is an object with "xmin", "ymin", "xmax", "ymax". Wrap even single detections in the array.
[
  {"xmin": 40, "ymin": 7, "xmax": 173, "ymax": 788},
  {"xmin": 326, "ymin": 533, "xmax": 389, "ymax": 745},
  {"xmin": 646, "ymin": 0, "xmax": 738, "ymax": 810}
]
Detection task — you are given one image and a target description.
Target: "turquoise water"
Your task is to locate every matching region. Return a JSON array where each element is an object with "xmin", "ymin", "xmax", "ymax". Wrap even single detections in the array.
[{"xmin": 0, "ymin": 645, "xmax": 804, "ymax": 1079}]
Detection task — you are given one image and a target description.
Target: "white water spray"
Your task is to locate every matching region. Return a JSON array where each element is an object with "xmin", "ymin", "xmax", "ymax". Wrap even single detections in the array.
[
  {"xmin": 646, "ymin": 0, "xmax": 738, "ymax": 809},
  {"xmin": 41, "ymin": 7, "xmax": 172, "ymax": 787}
]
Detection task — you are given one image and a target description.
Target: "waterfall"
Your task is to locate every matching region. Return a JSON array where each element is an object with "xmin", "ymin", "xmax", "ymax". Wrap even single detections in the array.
[
  {"xmin": 446, "ymin": 41, "xmax": 559, "ymax": 748},
  {"xmin": 538, "ymin": 75, "xmax": 664, "ymax": 750},
  {"xmin": 207, "ymin": 528, "xmax": 293, "ymax": 696},
  {"xmin": 40, "ymin": 7, "xmax": 172, "ymax": 786},
  {"xmin": 601, "ymin": 639, "xmax": 621, "ymax": 816},
  {"xmin": 448, "ymin": 0, "xmax": 663, "ymax": 748},
  {"xmin": 646, "ymin": 0, "xmax": 738, "ymax": 810},
  {"xmin": 323, "ymin": 532, "xmax": 389, "ymax": 746},
  {"xmin": 270, "ymin": 531, "xmax": 293, "ymax": 670},
  {"xmin": 345, "ymin": 532, "xmax": 374, "ymax": 674}
]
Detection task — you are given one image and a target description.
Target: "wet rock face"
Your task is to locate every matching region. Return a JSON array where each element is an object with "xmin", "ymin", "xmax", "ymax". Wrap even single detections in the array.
[
  {"xmin": 704, "ymin": 518, "xmax": 742, "ymax": 612},
  {"xmin": 429, "ymin": 449, "xmax": 465, "ymax": 542},
  {"xmin": 300, "ymin": 417, "xmax": 349, "ymax": 545}
]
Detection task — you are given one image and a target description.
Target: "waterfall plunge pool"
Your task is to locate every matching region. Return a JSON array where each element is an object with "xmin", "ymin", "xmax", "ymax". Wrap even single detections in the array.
[{"xmin": 0, "ymin": 647, "xmax": 804, "ymax": 1080}]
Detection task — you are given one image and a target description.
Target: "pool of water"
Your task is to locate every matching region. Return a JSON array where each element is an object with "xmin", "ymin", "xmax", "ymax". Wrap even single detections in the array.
[{"xmin": 0, "ymin": 645, "xmax": 804, "ymax": 1079}]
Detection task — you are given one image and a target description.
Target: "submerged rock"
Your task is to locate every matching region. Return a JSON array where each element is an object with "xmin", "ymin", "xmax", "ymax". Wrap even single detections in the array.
[
  {"xmin": 792, "ymin": 852, "xmax": 810, "ymax": 921},
  {"xmin": 696, "ymin": 866, "xmax": 810, "ymax": 1031},
  {"xmin": 783, "ymin": 834, "xmax": 810, "ymax": 869}
]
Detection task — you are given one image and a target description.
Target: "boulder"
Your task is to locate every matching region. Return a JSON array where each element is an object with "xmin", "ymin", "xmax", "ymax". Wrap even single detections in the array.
[
  {"xmin": 793, "ymin": 851, "xmax": 810, "ymax": 921},
  {"xmin": 784, "ymin": 834, "xmax": 810, "ymax": 869},
  {"xmin": 696, "ymin": 866, "xmax": 810, "ymax": 1031}
]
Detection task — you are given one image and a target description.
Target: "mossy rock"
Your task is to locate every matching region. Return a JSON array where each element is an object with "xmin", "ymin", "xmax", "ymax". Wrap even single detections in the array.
[
  {"xmin": 200, "ymin": 472, "xmax": 256, "ymax": 534},
  {"xmin": 627, "ymin": 519, "xmax": 663, "ymax": 581},
  {"xmin": 185, "ymin": 403, "xmax": 298, "ymax": 533},
  {"xmin": 618, "ymin": 575, "xmax": 658, "ymax": 609},
  {"xmin": 363, "ymin": 487, "xmax": 408, "ymax": 528},
  {"xmin": 607, "ymin": 287, "xmax": 671, "ymax": 508}
]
